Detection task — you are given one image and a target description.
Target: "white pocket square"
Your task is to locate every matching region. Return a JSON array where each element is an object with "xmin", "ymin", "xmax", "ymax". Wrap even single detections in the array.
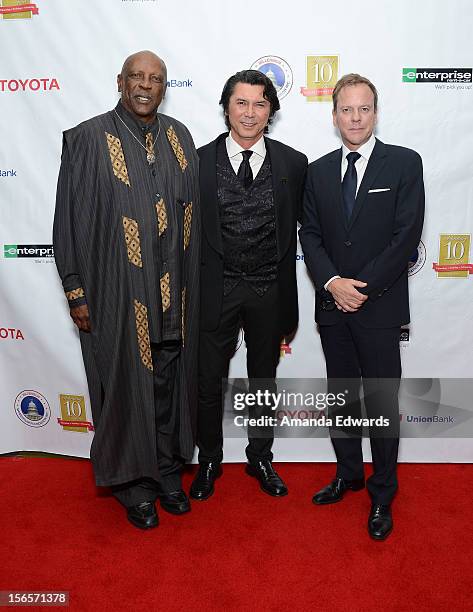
[{"xmin": 368, "ymin": 188, "xmax": 391, "ymax": 193}]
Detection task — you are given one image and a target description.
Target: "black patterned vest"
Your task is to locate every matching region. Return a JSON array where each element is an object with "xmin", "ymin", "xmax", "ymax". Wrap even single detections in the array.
[{"xmin": 216, "ymin": 139, "xmax": 278, "ymax": 296}]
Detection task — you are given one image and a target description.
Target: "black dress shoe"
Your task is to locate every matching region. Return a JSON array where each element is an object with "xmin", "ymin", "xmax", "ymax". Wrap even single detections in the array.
[
  {"xmin": 126, "ymin": 501, "xmax": 159, "ymax": 530},
  {"xmin": 158, "ymin": 489, "xmax": 191, "ymax": 515},
  {"xmin": 368, "ymin": 504, "xmax": 393, "ymax": 540},
  {"xmin": 245, "ymin": 460, "xmax": 288, "ymax": 497},
  {"xmin": 312, "ymin": 476, "xmax": 365, "ymax": 505},
  {"xmin": 190, "ymin": 462, "xmax": 222, "ymax": 501}
]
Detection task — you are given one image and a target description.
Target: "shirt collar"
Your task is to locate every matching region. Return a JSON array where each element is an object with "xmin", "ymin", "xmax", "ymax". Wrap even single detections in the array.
[
  {"xmin": 115, "ymin": 100, "xmax": 159, "ymax": 136},
  {"xmin": 342, "ymin": 133, "xmax": 376, "ymax": 162},
  {"xmin": 226, "ymin": 131, "xmax": 266, "ymax": 159}
]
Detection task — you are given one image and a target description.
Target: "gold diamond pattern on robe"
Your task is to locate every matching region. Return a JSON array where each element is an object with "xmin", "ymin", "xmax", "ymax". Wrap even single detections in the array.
[
  {"xmin": 122, "ymin": 216, "xmax": 143, "ymax": 268},
  {"xmin": 134, "ymin": 299, "xmax": 153, "ymax": 371},
  {"xmin": 181, "ymin": 287, "xmax": 186, "ymax": 346},
  {"xmin": 105, "ymin": 132, "xmax": 131, "ymax": 187},
  {"xmin": 183, "ymin": 202, "xmax": 192, "ymax": 250},
  {"xmin": 160, "ymin": 272, "xmax": 171, "ymax": 312},
  {"xmin": 145, "ymin": 132, "xmax": 155, "ymax": 161},
  {"xmin": 66, "ymin": 288, "xmax": 85, "ymax": 302},
  {"xmin": 166, "ymin": 125, "xmax": 188, "ymax": 172},
  {"xmin": 156, "ymin": 198, "xmax": 167, "ymax": 236}
]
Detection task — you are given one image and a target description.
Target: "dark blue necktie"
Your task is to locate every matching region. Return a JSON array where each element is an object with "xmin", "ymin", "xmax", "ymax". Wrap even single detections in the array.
[
  {"xmin": 342, "ymin": 151, "xmax": 361, "ymax": 220},
  {"xmin": 237, "ymin": 150, "xmax": 253, "ymax": 189}
]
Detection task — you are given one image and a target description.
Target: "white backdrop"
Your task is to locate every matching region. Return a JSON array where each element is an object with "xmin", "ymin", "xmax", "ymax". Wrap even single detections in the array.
[{"xmin": 1, "ymin": 0, "xmax": 472, "ymax": 462}]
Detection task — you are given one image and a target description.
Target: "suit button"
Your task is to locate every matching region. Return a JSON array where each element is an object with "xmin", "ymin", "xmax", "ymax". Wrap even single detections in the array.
[{"xmin": 344, "ymin": 241, "xmax": 352, "ymax": 247}]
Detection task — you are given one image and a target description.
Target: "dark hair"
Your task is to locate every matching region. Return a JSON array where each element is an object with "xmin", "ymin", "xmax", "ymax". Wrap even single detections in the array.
[
  {"xmin": 332, "ymin": 73, "xmax": 378, "ymax": 112},
  {"xmin": 219, "ymin": 69, "xmax": 280, "ymax": 132}
]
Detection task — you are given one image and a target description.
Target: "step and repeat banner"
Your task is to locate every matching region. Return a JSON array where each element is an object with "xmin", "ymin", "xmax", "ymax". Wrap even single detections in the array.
[{"xmin": 1, "ymin": 0, "xmax": 472, "ymax": 462}]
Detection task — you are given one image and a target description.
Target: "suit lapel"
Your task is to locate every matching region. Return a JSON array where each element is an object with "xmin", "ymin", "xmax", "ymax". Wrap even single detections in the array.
[
  {"xmin": 348, "ymin": 139, "xmax": 387, "ymax": 230},
  {"xmin": 200, "ymin": 134, "xmax": 226, "ymax": 254},
  {"xmin": 327, "ymin": 149, "xmax": 345, "ymax": 228},
  {"xmin": 266, "ymin": 137, "xmax": 289, "ymax": 260}
]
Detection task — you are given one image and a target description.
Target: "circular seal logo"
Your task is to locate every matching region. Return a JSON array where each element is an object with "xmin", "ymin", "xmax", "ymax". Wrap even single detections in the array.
[
  {"xmin": 408, "ymin": 240, "xmax": 426, "ymax": 277},
  {"xmin": 250, "ymin": 56, "xmax": 293, "ymax": 99},
  {"xmin": 14, "ymin": 390, "xmax": 51, "ymax": 428}
]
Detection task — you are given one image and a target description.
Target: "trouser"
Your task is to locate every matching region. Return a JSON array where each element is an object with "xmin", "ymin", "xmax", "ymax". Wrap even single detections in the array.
[
  {"xmin": 198, "ymin": 281, "xmax": 282, "ymax": 465},
  {"xmin": 319, "ymin": 318, "xmax": 401, "ymax": 505},
  {"xmin": 112, "ymin": 340, "xmax": 183, "ymax": 507}
]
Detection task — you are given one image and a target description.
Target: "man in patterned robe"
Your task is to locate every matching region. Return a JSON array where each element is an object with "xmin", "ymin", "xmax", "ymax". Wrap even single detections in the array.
[{"xmin": 53, "ymin": 51, "xmax": 200, "ymax": 530}]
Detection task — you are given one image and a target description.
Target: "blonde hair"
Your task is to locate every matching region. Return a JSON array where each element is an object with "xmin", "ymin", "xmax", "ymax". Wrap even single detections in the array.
[{"xmin": 332, "ymin": 73, "xmax": 378, "ymax": 111}]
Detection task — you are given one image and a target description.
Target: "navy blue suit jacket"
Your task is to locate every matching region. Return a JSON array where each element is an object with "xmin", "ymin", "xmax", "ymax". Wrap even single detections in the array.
[{"xmin": 299, "ymin": 139, "xmax": 425, "ymax": 328}]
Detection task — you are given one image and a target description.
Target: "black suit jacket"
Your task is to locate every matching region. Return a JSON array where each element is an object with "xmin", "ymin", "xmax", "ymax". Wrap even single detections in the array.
[
  {"xmin": 299, "ymin": 139, "xmax": 425, "ymax": 328},
  {"xmin": 199, "ymin": 133, "xmax": 307, "ymax": 334}
]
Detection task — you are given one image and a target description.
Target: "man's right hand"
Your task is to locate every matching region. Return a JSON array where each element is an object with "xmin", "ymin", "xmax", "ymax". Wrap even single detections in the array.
[
  {"xmin": 327, "ymin": 278, "xmax": 368, "ymax": 313},
  {"xmin": 70, "ymin": 304, "xmax": 91, "ymax": 333}
]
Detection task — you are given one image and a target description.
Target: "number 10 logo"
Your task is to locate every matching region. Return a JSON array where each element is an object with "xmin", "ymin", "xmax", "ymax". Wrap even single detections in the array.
[
  {"xmin": 59, "ymin": 394, "xmax": 90, "ymax": 432},
  {"xmin": 437, "ymin": 234, "xmax": 471, "ymax": 278},
  {"xmin": 302, "ymin": 55, "xmax": 339, "ymax": 102}
]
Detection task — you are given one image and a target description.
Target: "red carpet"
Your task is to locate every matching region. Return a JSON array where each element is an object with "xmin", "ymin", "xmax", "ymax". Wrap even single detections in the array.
[{"xmin": 0, "ymin": 457, "xmax": 471, "ymax": 611}]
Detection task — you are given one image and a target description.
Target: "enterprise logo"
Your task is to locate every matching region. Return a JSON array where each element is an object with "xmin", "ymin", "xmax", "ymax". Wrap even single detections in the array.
[
  {"xmin": 4, "ymin": 244, "xmax": 54, "ymax": 258},
  {"xmin": 402, "ymin": 68, "xmax": 472, "ymax": 83}
]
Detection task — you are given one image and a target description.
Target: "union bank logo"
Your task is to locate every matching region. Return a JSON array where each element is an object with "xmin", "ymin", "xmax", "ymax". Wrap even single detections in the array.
[{"xmin": 0, "ymin": 1, "xmax": 39, "ymax": 20}]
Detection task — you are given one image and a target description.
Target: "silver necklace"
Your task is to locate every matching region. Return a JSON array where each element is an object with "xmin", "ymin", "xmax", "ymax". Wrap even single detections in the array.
[{"xmin": 114, "ymin": 109, "xmax": 160, "ymax": 164}]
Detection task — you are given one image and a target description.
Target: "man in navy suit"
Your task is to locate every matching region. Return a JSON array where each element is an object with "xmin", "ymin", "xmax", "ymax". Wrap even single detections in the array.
[
  {"xmin": 299, "ymin": 74, "xmax": 424, "ymax": 540},
  {"xmin": 190, "ymin": 70, "xmax": 307, "ymax": 501}
]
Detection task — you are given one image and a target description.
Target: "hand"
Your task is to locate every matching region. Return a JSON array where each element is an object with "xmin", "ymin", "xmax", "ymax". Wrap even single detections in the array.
[
  {"xmin": 327, "ymin": 278, "xmax": 368, "ymax": 313},
  {"xmin": 70, "ymin": 304, "xmax": 91, "ymax": 333}
]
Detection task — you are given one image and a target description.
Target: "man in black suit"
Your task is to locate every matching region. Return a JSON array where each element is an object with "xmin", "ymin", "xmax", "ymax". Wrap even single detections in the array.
[
  {"xmin": 190, "ymin": 70, "xmax": 307, "ymax": 500},
  {"xmin": 299, "ymin": 74, "xmax": 424, "ymax": 540}
]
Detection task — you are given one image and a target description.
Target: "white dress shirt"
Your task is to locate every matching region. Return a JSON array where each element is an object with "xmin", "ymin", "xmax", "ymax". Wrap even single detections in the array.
[
  {"xmin": 325, "ymin": 133, "xmax": 377, "ymax": 290},
  {"xmin": 341, "ymin": 133, "xmax": 376, "ymax": 194},
  {"xmin": 226, "ymin": 132, "xmax": 266, "ymax": 178}
]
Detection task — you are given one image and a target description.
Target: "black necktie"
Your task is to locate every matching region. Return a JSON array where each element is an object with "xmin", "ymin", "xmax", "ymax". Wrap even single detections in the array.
[
  {"xmin": 237, "ymin": 150, "xmax": 253, "ymax": 189},
  {"xmin": 342, "ymin": 151, "xmax": 361, "ymax": 220}
]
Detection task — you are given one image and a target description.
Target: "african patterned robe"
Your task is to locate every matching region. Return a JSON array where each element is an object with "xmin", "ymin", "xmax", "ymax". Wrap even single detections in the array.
[{"xmin": 53, "ymin": 104, "xmax": 200, "ymax": 487}]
